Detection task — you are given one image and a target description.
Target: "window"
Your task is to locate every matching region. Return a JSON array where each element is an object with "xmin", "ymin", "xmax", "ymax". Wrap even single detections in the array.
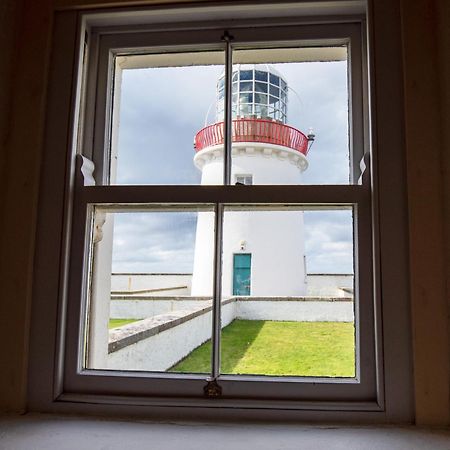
[{"xmin": 28, "ymin": 2, "xmax": 413, "ymax": 421}]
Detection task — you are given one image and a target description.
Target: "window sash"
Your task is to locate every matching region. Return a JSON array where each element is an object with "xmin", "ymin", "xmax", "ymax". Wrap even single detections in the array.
[{"xmin": 59, "ymin": 19, "xmax": 380, "ymax": 408}]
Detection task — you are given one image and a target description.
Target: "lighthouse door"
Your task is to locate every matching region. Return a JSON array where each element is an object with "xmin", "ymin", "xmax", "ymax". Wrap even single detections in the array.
[{"xmin": 233, "ymin": 254, "xmax": 251, "ymax": 295}]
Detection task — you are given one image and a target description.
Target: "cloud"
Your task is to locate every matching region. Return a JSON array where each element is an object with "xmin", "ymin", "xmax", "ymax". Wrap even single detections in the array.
[
  {"xmin": 303, "ymin": 210, "xmax": 354, "ymax": 273},
  {"xmin": 111, "ymin": 211, "xmax": 201, "ymax": 273}
]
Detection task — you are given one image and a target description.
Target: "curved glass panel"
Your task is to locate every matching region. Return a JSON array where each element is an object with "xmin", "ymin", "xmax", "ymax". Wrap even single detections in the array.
[{"xmin": 216, "ymin": 65, "xmax": 288, "ymax": 124}]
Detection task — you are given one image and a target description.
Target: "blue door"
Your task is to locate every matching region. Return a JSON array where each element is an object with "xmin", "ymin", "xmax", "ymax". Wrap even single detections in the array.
[{"xmin": 233, "ymin": 254, "xmax": 251, "ymax": 295}]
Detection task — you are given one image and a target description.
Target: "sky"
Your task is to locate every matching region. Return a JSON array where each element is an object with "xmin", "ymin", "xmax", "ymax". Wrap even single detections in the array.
[{"xmin": 110, "ymin": 56, "xmax": 354, "ymax": 274}]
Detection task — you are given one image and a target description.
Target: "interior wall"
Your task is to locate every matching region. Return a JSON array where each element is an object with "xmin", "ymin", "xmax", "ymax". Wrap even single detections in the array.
[
  {"xmin": 400, "ymin": 0, "xmax": 450, "ymax": 425},
  {"xmin": 0, "ymin": 0, "xmax": 53, "ymax": 413},
  {"xmin": 0, "ymin": 0, "xmax": 448, "ymax": 425}
]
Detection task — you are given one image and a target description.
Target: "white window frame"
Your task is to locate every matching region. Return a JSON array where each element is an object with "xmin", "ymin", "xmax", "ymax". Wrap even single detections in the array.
[{"xmin": 27, "ymin": 2, "xmax": 413, "ymax": 422}]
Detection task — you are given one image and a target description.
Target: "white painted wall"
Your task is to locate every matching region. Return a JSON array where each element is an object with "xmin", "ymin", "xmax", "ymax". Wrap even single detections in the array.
[
  {"xmin": 107, "ymin": 301, "xmax": 235, "ymax": 371},
  {"xmin": 191, "ymin": 143, "xmax": 308, "ymax": 297},
  {"xmin": 111, "ymin": 297, "xmax": 354, "ymax": 322},
  {"xmin": 111, "ymin": 273, "xmax": 192, "ymax": 294},
  {"xmin": 306, "ymin": 274, "xmax": 353, "ymax": 297},
  {"xmin": 236, "ymin": 299, "xmax": 354, "ymax": 322},
  {"xmin": 110, "ymin": 298, "xmax": 211, "ymax": 319}
]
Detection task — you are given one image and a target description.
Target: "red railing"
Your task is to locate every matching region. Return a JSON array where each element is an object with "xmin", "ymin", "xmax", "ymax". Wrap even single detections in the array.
[{"xmin": 194, "ymin": 118, "xmax": 309, "ymax": 155}]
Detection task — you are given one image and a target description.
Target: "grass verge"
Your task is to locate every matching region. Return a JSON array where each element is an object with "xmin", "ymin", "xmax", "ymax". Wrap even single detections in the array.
[{"xmin": 171, "ymin": 319, "xmax": 355, "ymax": 377}]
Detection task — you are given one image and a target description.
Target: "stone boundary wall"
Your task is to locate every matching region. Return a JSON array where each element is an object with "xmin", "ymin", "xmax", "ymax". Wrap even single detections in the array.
[
  {"xmin": 107, "ymin": 299, "xmax": 235, "ymax": 371},
  {"xmin": 110, "ymin": 296, "xmax": 354, "ymax": 321}
]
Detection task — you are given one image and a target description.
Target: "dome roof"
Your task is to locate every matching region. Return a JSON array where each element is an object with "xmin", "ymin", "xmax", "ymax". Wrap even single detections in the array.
[{"xmin": 216, "ymin": 64, "xmax": 289, "ymax": 124}]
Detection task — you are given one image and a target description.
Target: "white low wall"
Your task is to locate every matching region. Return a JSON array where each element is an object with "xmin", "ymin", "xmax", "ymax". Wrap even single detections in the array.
[
  {"xmin": 306, "ymin": 274, "xmax": 353, "ymax": 297},
  {"xmin": 236, "ymin": 299, "xmax": 354, "ymax": 322},
  {"xmin": 107, "ymin": 301, "xmax": 235, "ymax": 372},
  {"xmin": 111, "ymin": 273, "xmax": 192, "ymax": 295},
  {"xmin": 110, "ymin": 297, "xmax": 354, "ymax": 322},
  {"xmin": 110, "ymin": 297, "xmax": 210, "ymax": 319}
]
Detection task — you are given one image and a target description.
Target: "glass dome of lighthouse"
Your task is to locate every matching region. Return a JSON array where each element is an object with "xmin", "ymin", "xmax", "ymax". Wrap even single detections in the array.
[{"xmin": 216, "ymin": 64, "xmax": 288, "ymax": 124}]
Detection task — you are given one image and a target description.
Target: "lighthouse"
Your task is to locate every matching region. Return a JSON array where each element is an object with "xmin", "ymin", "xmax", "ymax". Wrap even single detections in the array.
[{"xmin": 191, "ymin": 64, "xmax": 311, "ymax": 297}]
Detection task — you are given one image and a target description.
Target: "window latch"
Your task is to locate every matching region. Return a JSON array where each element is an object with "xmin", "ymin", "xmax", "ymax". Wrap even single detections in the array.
[{"xmin": 204, "ymin": 379, "xmax": 222, "ymax": 398}]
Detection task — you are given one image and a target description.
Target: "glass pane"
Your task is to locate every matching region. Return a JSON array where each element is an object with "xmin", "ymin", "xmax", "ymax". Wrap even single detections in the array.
[
  {"xmin": 254, "ymin": 104, "xmax": 268, "ymax": 117},
  {"xmin": 111, "ymin": 51, "xmax": 225, "ymax": 185},
  {"xmin": 239, "ymin": 93, "xmax": 253, "ymax": 103},
  {"xmin": 254, "ymin": 93, "xmax": 268, "ymax": 105},
  {"xmin": 220, "ymin": 206, "xmax": 355, "ymax": 378},
  {"xmin": 83, "ymin": 206, "xmax": 215, "ymax": 374},
  {"xmin": 255, "ymin": 82, "xmax": 268, "ymax": 93},
  {"xmin": 240, "ymin": 81, "xmax": 253, "ymax": 92},
  {"xmin": 238, "ymin": 104, "xmax": 253, "ymax": 116},
  {"xmin": 227, "ymin": 47, "xmax": 351, "ymax": 185},
  {"xmin": 269, "ymin": 85, "xmax": 280, "ymax": 97},
  {"xmin": 269, "ymin": 73, "xmax": 280, "ymax": 85},
  {"xmin": 255, "ymin": 70, "xmax": 268, "ymax": 82},
  {"xmin": 240, "ymin": 70, "xmax": 253, "ymax": 80}
]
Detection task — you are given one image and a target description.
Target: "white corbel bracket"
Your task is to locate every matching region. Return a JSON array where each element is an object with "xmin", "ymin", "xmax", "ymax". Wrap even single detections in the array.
[
  {"xmin": 358, "ymin": 153, "xmax": 371, "ymax": 186},
  {"xmin": 76, "ymin": 154, "xmax": 96, "ymax": 187}
]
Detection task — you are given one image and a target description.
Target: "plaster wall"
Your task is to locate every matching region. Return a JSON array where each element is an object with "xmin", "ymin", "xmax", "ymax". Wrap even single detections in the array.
[
  {"xmin": 110, "ymin": 297, "xmax": 354, "ymax": 321},
  {"xmin": 110, "ymin": 298, "xmax": 211, "ymax": 319},
  {"xmin": 111, "ymin": 273, "xmax": 192, "ymax": 294},
  {"xmin": 0, "ymin": 0, "xmax": 448, "ymax": 426},
  {"xmin": 236, "ymin": 300, "xmax": 354, "ymax": 322},
  {"xmin": 306, "ymin": 274, "xmax": 353, "ymax": 297}
]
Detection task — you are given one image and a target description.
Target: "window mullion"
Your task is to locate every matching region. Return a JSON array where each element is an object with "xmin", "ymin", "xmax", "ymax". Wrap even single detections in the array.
[
  {"xmin": 206, "ymin": 34, "xmax": 232, "ymax": 387},
  {"xmin": 209, "ymin": 203, "xmax": 224, "ymax": 384},
  {"xmin": 222, "ymin": 32, "xmax": 233, "ymax": 186}
]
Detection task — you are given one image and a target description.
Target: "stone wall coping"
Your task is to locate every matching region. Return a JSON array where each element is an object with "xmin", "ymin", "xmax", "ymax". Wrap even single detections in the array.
[
  {"xmin": 108, "ymin": 298, "xmax": 233, "ymax": 354},
  {"xmin": 234, "ymin": 296, "xmax": 353, "ymax": 302},
  {"xmin": 110, "ymin": 295, "xmax": 353, "ymax": 302}
]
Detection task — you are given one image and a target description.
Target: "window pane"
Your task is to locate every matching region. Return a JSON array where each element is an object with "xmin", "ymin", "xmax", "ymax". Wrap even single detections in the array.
[
  {"xmin": 269, "ymin": 73, "xmax": 280, "ymax": 85},
  {"xmin": 269, "ymin": 85, "xmax": 280, "ymax": 97},
  {"xmin": 255, "ymin": 82, "xmax": 268, "ymax": 93},
  {"xmin": 220, "ymin": 206, "xmax": 355, "ymax": 377},
  {"xmin": 111, "ymin": 52, "xmax": 224, "ymax": 185},
  {"xmin": 240, "ymin": 70, "xmax": 253, "ymax": 80},
  {"xmin": 225, "ymin": 47, "xmax": 351, "ymax": 185},
  {"xmin": 254, "ymin": 104, "xmax": 268, "ymax": 117},
  {"xmin": 84, "ymin": 206, "xmax": 215, "ymax": 375},
  {"xmin": 239, "ymin": 81, "xmax": 253, "ymax": 92},
  {"xmin": 254, "ymin": 93, "xmax": 268, "ymax": 105},
  {"xmin": 255, "ymin": 70, "xmax": 268, "ymax": 82},
  {"xmin": 239, "ymin": 93, "xmax": 253, "ymax": 103}
]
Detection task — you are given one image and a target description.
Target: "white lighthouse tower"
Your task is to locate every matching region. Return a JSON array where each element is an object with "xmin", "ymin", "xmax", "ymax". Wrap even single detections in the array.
[{"xmin": 191, "ymin": 65, "xmax": 311, "ymax": 297}]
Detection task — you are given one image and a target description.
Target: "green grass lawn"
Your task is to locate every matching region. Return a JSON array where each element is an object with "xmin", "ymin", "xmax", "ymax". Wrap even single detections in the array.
[
  {"xmin": 108, "ymin": 318, "xmax": 139, "ymax": 329},
  {"xmin": 171, "ymin": 320, "xmax": 355, "ymax": 377}
]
